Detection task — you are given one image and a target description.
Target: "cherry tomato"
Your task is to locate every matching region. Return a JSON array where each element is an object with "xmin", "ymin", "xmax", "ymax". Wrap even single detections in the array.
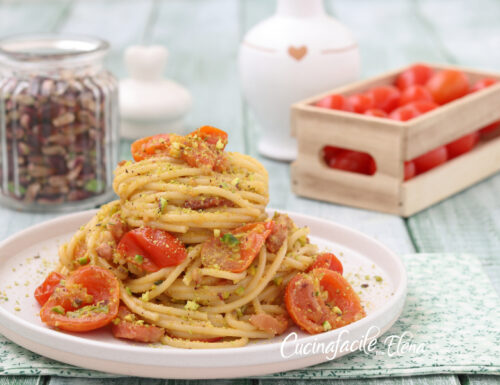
[
  {"xmin": 112, "ymin": 306, "xmax": 165, "ymax": 343},
  {"xmin": 446, "ymin": 132, "xmax": 479, "ymax": 159},
  {"xmin": 306, "ymin": 252, "xmax": 343, "ymax": 275},
  {"xmin": 364, "ymin": 108, "xmax": 388, "ymax": 118},
  {"xmin": 327, "ymin": 150, "xmax": 376, "ymax": 176},
  {"xmin": 131, "ymin": 134, "xmax": 178, "ymax": 162},
  {"xmin": 404, "ymin": 161, "xmax": 416, "ymax": 181},
  {"xmin": 284, "ymin": 272, "xmax": 332, "ymax": 334},
  {"xmin": 347, "ymin": 93, "xmax": 374, "ymax": 113},
  {"xmin": 426, "ymin": 69, "xmax": 469, "ymax": 104},
  {"xmin": 188, "ymin": 125, "xmax": 228, "ymax": 147},
  {"xmin": 201, "ymin": 221, "xmax": 274, "ymax": 273},
  {"xmin": 34, "ymin": 271, "xmax": 65, "ymax": 306},
  {"xmin": 322, "ymin": 145, "xmax": 343, "ymax": 163},
  {"xmin": 471, "ymin": 78, "xmax": 497, "ymax": 92},
  {"xmin": 396, "ymin": 64, "xmax": 434, "ymax": 90},
  {"xmin": 399, "ymin": 85, "xmax": 433, "ymax": 106},
  {"xmin": 312, "ymin": 269, "xmax": 365, "ymax": 328},
  {"xmin": 413, "ymin": 146, "xmax": 448, "ymax": 174},
  {"xmin": 315, "ymin": 94, "xmax": 353, "ymax": 112},
  {"xmin": 470, "ymin": 78, "xmax": 500, "ymax": 134},
  {"xmin": 40, "ymin": 265, "xmax": 120, "ymax": 332},
  {"xmin": 366, "ymin": 85, "xmax": 401, "ymax": 113},
  {"xmin": 284, "ymin": 269, "xmax": 365, "ymax": 334},
  {"xmin": 118, "ymin": 227, "xmax": 187, "ymax": 273},
  {"xmin": 390, "ymin": 101, "xmax": 438, "ymax": 121}
]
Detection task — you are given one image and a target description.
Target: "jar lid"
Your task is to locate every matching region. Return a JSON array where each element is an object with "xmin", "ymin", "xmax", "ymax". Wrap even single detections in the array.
[
  {"xmin": 119, "ymin": 45, "xmax": 192, "ymax": 139},
  {"xmin": 0, "ymin": 34, "xmax": 109, "ymax": 65}
]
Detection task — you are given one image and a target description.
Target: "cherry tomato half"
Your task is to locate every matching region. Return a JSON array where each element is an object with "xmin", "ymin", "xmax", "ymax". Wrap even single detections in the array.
[
  {"xmin": 34, "ymin": 271, "xmax": 65, "ymax": 306},
  {"xmin": 315, "ymin": 94, "xmax": 353, "ymax": 112},
  {"xmin": 399, "ymin": 85, "xmax": 433, "ymax": 106},
  {"xmin": 413, "ymin": 146, "xmax": 448, "ymax": 174},
  {"xmin": 396, "ymin": 64, "xmax": 434, "ymax": 90},
  {"xmin": 426, "ymin": 69, "xmax": 469, "ymax": 105},
  {"xmin": 118, "ymin": 227, "xmax": 187, "ymax": 273},
  {"xmin": 40, "ymin": 265, "xmax": 120, "ymax": 332},
  {"xmin": 284, "ymin": 269, "xmax": 365, "ymax": 334},
  {"xmin": 307, "ymin": 252, "xmax": 343, "ymax": 275},
  {"xmin": 366, "ymin": 85, "xmax": 401, "ymax": 113},
  {"xmin": 201, "ymin": 221, "xmax": 274, "ymax": 273},
  {"xmin": 131, "ymin": 134, "xmax": 177, "ymax": 162},
  {"xmin": 446, "ymin": 132, "xmax": 479, "ymax": 159}
]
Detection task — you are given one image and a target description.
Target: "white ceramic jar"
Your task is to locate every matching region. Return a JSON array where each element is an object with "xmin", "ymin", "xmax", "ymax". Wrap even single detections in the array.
[{"xmin": 239, "ymin": 0, "xmax": 360, "ymax": 161}]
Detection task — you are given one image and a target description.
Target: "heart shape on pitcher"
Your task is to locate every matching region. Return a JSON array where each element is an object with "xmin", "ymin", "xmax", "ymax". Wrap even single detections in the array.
[{"xmin": 288, "ymin": 45, "xmax": 307, "ymax": 61}]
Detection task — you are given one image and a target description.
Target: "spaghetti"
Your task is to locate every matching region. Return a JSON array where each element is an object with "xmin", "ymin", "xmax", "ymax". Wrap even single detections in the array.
[{"xmin": 37, "ymin": 126, "xmax": 365, "ymax": 349}]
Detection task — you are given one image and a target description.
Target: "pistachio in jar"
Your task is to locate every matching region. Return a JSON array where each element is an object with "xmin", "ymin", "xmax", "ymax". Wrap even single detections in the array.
[{"xmin": 0, "ymin": 34, "xmax": 118, "ymax": 212}]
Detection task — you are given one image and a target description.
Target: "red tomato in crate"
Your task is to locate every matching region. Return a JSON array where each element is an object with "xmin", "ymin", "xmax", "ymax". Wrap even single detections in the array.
[
  {"xmin": 366, "ymin": 85, "xmax": 400, "ymax": 113},
  {"xmin": 364, "ymin": 108, "xmax": 388, "ymax": 118},
  {"xmin": 347, "ymin": 93, "xmax": 374, "ymax": 113},
  {"xmin": 315, "ymin": 94, "xmax": 353, "ymax": 112},
  {"xmin": 322, "ymin": 145, "xmax": 343, "ymax": 163},
  {"xmin": 396, "ymin": 64, "xmax": 434, "ymax": 90},
  {"xmin": 471, "ymin": 78, "xmax": 497, "ymax": 92},
  {"xmin": 426, "ymin": 69, "xmax": 470, "ymax": 104},
  {"xmin": 327, "ymin": 150, "xmax": 376, "ymax": 175},
  {"xmin": 390, "ymin": 101, "xmax": 438, "ymax": 121},
  {"xmin": 413, "ymin": 146, "xmax": 448, "ymax": 174},
  {"xmin": 446, "ymin": 132, "xmax": 479, "ymax": 159},
  {"xmin": 404, "ymin": 161, "xmax": 416, "ymax": 181},
  {"xmin": 399, "ymin": 85, "xmax": 434, "ymax": 106},
  {"xmin": 470, "ymin": 78, "xmax": 500, "ymax": 135}
]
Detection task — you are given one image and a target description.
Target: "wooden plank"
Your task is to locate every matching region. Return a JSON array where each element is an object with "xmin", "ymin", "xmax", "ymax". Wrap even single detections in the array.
[
  {"xmin": 260, "ymin": 375, "xmax": 460, "ymax": 385},
  {"xmin": 148, "ymin": 0, "xmax": 245, "ymax": 153},
  {"xmin": 0, "ymin": 0, "xmax": 71, "ymax": 36},
  {"xmin": 0, "ymin": 377, "xmax": 45, "ymax": 385},
  {"xmin": 48, "ymin": 378, "xmax": 163, "ymax": 385},
  {"xmin": 461, "ymin": 375, "xmax": 500, "ymax": 385}
]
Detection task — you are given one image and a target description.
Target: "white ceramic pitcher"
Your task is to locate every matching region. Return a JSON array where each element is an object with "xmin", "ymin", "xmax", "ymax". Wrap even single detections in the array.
[{"xmin": 239, "ymin": 0, "xmax": 360, "ymax": 161}]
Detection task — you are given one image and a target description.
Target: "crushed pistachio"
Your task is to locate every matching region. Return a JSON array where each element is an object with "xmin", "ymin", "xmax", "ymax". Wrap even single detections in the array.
[
  {"xmin": 216, "ymin": 138, "xmax": 224, "ymax": 150},
  {"xmin": 235, "ymin": 286, "xmax": 245, "ymax": 296},
  {"xmin": 221, "ymin": 292, "xmax": 230, "ymax": 299},
  {"xmin": 77, "ymin": 256, "xmax": 89, "ymax": 265},
  {"xmin": 52, "ymin": 306, "xmax": 65, "ymax": 315},
  {"xmin": 273, "ymin": 277, "xmax": 283, "ymax": 286},
  {"xmin": 158, "ymin": 197, "xmax": 168, "ymax": 213},
  {"xmin": 332, "ymin": 306, "xmax": 343, "ymax": 315},
  {"xmin": 221, "ymin": 233, "xmax": 239, "ymax": 247},
  {"xmin": 184, "ymin": 300, "xmax": 200, "ymax": 311},
  {"xmin": 125, "ymin": 287, "xmax": 132, "ymax": 296},
  {"xmin": 141, "ymin": 292, "xmax": 150, "ymax": 302},
  {"xmin": 213, "ymin": 229, "xmax": 221, "ymax": 238},
  {"xmin": 134, "ymin": 254, "xmax": 144, "ymax": 264},
  {"xmin": 375, "ymin": 275, "xmax": 383, "ymax": 282}
]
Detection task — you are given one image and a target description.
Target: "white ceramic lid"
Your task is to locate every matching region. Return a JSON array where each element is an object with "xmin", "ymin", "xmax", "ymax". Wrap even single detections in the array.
[{"xmin": 119, "ymin": 45, "xmax": 192, "ymax": 139}]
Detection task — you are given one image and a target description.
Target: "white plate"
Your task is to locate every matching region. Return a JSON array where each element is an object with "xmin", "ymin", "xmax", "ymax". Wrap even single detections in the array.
[{"xmin": 0, "ymin": 210, "xmax": 406, "ymax": 379}]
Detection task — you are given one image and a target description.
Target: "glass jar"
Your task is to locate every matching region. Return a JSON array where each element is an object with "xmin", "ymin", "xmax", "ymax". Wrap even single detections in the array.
[{"xmin": 0, "ymin": 34, "xmax": 118, "ymax": 212}]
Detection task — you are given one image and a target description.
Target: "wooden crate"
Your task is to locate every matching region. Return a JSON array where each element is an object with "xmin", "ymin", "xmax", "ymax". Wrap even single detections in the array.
[{"xmin": 291, "ymin": 63, "xmax": 500, "ymax": 217}]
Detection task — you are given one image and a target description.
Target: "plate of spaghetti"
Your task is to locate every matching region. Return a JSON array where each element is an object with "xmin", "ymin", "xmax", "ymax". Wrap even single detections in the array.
[{"xmin": 0, "ymin": 126, "xmax": 406, "ymax": 379}]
